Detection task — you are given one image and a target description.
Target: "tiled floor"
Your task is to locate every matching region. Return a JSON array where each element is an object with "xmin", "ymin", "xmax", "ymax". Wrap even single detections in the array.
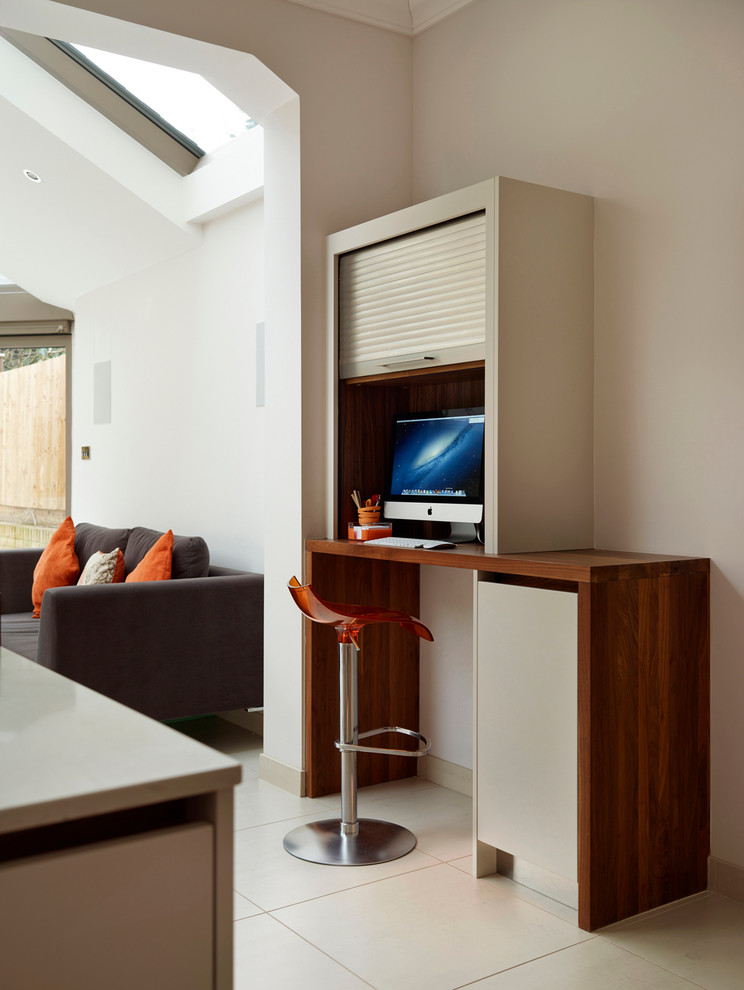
[{"xmin": 175, "ymin": 718, "xmax": 744, "ymax": 990}]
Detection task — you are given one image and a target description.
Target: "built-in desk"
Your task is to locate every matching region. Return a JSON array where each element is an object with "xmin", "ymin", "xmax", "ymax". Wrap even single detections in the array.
[
  {"xmin": 0, "ymin": 647, "xmax": 240, "ymax": 989},
  {"xmin": 304, "ymin": 540, "xmax": 710, "ymax": 931}
]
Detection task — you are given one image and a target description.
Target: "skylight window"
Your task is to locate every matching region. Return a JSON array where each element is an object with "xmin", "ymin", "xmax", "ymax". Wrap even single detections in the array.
[
  {"xmin": 2, "ymin": 29, "xmax": 259, "ymax": 176},
  {"xmin": 66, "ymin": 44, "xmax": 257, "ymax": 157}
]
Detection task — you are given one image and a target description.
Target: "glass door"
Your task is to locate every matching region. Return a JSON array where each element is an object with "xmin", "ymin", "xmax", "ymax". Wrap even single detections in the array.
[{"xmin": 0, "ymin": 338, "xmax": 70, "ymax": 548}]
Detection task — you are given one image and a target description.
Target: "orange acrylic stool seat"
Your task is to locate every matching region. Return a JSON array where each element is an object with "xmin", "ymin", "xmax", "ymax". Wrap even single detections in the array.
[{"xmin": 283, "ymin": 576, "xmax": 434, "ymax": 866}]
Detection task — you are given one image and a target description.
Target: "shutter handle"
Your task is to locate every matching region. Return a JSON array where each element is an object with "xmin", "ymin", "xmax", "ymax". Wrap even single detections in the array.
[{"xmin": 379, "ymin": 355, "xmax": 439, "ymax": 370}]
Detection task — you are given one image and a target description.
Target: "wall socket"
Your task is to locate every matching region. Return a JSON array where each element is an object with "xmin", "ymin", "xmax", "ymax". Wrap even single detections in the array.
[{"xmin": 81, "ymin": 446, "xmax": 91, "ymax": 460}]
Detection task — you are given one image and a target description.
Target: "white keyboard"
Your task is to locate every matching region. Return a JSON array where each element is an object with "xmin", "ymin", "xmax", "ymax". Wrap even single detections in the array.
[{"xmin": 364, "ymin": 536, "xmax": 456, "ymax": 550}]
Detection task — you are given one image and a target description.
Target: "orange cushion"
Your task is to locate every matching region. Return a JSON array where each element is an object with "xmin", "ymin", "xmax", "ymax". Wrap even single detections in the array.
[
  {"xmin": 125, "ymin": 529, "xmax": 174, "ymax": 583},
  {"xmin": 113, "ymin": 548, "xmax": 126, "ymax": 583},
  {"xmin": 32, "ymin": 516, "xmax": 80, "ymax": 617}
]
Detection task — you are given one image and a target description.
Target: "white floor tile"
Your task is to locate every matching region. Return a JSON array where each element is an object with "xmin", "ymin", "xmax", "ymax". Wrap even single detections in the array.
[
  {"xmin": 234, "ymin": 890, "xmax": 262, "ymax": 921},
  {"xmin": 437, "ymin": 856, "xmax": 580, "ymax": 926},
  {"xmin": 317, "ymin": 775, "xmax": 472, "ymax": 862},
  {"xmin": 600, "ymin": 892, "xmax": 744, "ymax": 990},
  {"xmin": 489, "ymin": 872, "xmax": 580, "ymax": 927},
  {"xmin": 449, "ymin": 854, "xmax": 474, "ymax": 874},
  {"xmin": 317, "ymin": 775, "xmax": 440, "ymax": 814},
  {"xmin": 176, "ymin": 721, "xmax": 742, "ymax": 990},
  {"xmin": 273, "ymin": 862, "xmax": 591, "ymax": 990},
  {"xmin": 234, "ymin": 914, "xmax": 371, "ymax": 989},
  {"xmin": 233, "ymin": 775, "xmax": 335, "ymax": 830},
  {"xmin": 473, "ymin": 937, "xmax": 704, "ymax": 989},
  {"xmin": 234, "ymin": 815, "xmax": 440, "ymax": 911}
]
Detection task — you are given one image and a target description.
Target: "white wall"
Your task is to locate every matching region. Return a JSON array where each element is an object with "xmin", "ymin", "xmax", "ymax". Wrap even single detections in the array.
[
  {"xmin": 72, "ymin": 200, "xmax": 266, "ymax": 571},
  {"xmin": 7, "ymin": 0, "xmax": 414, "ymax": 784},
  {"xmin": 413, "ymin": 0, "xmax": 744, "ymax": 869},
  {"xmin": 260, "ymin": 95, "xmax": 304, "ymax": 772}
]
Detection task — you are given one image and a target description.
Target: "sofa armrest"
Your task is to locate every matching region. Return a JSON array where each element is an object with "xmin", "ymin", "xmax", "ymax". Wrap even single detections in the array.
[
  {"xmin": 0, "ymin": 549, "xmax": 42, "ymax": 614},
  {"xmin": 36, "ymin": 572, "xmax": 264, "ymax": 721}
]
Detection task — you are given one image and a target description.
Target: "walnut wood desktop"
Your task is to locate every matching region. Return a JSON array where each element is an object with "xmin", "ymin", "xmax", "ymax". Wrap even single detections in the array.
[{"xmin": 304, "ymin": 540, "xmax": 710, "ymax": 932}]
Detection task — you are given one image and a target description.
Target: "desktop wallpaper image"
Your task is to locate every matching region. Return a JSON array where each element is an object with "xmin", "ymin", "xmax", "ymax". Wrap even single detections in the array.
[{"xmin": 389, "ymin": 417, "xmax": 484, "ymax": 498}]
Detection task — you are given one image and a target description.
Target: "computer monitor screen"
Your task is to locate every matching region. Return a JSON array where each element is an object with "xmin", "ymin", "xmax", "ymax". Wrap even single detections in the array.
[{"xmin": 384, "ymin": 407, "xmax": 485, "ymax": 530}]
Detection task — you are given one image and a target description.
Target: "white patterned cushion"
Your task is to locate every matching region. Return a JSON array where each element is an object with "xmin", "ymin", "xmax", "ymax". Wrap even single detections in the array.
[{"xmin": 77, "ymin": 548, "xmax": 123, "ymax": 586}]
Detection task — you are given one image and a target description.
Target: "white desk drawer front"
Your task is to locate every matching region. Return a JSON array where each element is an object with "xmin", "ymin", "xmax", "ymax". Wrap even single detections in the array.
[
  {"xmin": 0, "ymin": 822, "xmax": 214, "ymax": 989},
  {"xmin": 476, "ymin": 580, "xmax": 578, "ymax": 882}
]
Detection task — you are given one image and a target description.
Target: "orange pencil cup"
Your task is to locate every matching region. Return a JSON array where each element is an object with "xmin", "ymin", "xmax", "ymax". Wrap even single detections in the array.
[{"xmin": 358, "ymin": 506, "xmax": 381, "ymax": 525}]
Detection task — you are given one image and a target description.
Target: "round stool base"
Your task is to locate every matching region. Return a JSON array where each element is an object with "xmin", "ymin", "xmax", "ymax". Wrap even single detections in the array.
[{"xmin": 283, "ymin": 818, "xmax": 416, "ymax": 866}]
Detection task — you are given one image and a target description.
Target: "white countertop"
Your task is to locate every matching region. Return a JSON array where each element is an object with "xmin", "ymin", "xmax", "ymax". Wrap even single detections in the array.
[{"xmin": 0, "ymin": 647, "xmax": 242, "ymax": 835}]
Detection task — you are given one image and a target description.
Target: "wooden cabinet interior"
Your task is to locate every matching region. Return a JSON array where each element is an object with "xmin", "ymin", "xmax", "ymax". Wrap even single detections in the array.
[{"xmin": 337, "ymin": 361, "xmax": 485, "ymax": 536}]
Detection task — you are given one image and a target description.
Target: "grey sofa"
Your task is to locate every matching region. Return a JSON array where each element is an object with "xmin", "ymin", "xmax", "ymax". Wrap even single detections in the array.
[{"xmin": 0, "ymin": 522, "xmax": 263, "ymax": 721}]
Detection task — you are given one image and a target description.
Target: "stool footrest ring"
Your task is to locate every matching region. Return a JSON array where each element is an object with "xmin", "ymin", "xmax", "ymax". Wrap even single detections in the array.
[{"xmin": 336, "ymin": 725, "xmax": 431, "ymax": 758}]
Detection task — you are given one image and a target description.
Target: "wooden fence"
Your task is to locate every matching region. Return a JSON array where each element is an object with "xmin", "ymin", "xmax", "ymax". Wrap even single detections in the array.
[{"xmin": 0, "ymin": 354, "xmax": 66, "ymax": 513}]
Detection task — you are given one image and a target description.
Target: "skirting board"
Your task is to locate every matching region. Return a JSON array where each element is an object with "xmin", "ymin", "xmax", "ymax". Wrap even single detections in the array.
[
  {"xmin": 259, "ymin": 751, "xmax": 468, "ymax": 800},
  {"xmin": 418, "ymin": 755, "xmax": 472, "ymax": 797},
  {"xmin": 259, "ymin": 753, "xmax": 306, "ymax": 797},
  {"xmin": 709, "ymin": 856, "xmax": 744, "ymax": 904},
  {"xmin": 219, "ymin": 723, "xmax": 470, "ymax": 801},
  {"xmin": 217, "ymin": 712, "xmax": 305, "ymax": 797}
]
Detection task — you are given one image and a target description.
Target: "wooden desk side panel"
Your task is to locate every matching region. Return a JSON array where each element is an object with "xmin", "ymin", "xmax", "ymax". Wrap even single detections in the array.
[
  {"xmin": 305, "ymin": 551, "xmax": 420, "ymax": 798},
  {"xmin": 578, "ymin": 568, "xmax": 710, "ymax": 931}
]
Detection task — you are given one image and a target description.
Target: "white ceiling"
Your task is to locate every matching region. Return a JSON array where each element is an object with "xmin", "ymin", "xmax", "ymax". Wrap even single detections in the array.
[
  {"xmin": 0, "ymin": 81, "xmax": 198, "ymax": 307},
  {"xmin": 286, "ymin": 0, "xmax": 475, "ymax": 35},
  {"xmin": 0, "ymin": 0, "xmax": 475, "ymax": 311},
  {"xmin": 0, "ymin": 2, "xmax": 286, "ymax": 310}
]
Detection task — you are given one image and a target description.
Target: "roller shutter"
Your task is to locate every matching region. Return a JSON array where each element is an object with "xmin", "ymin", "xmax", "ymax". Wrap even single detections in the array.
[{"xmin": 338, "ymin": 211, "xmax": 486, "ymax": 379}]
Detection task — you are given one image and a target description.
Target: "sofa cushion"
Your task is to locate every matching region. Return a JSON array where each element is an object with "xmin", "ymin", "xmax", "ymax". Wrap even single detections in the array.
[
  {"xmin": 75, "ymin": 523, "xmax": 132, "ymax": 571},
  {"xmin": 0, "ymin": 612, "xmax": 38, "ymax": 662},
  {"xmin": 78, "ymin": 547, "xmax": 126, "ymax": 586},
  {"xmin": 124, "ymin": 527, "xmax": 209, "ymax": 579},
  {"xmin": 125, "ymin": 530, "xmax": 174, "ymax": 583},
  {"xmin": 32, "ymin": 516, "xmax": 80, "ymax": 618}
]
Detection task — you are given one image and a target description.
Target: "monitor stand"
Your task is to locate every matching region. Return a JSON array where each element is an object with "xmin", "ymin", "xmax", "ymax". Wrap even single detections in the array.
[{"xmin": 447, "ymin": 522, "xmax": 479, "ymax": 544}]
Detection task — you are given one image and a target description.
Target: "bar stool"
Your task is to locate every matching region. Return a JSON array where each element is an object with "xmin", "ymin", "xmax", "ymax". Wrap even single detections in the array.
[{"xmin": 283, "ymin": 576, "xmax": 434, "ymax": 866}]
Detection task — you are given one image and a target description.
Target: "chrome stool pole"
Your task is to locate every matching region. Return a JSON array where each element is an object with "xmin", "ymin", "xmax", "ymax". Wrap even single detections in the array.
[{"xmin": 339, "ymin": 641, "xmax": 359, "ymax": 836}]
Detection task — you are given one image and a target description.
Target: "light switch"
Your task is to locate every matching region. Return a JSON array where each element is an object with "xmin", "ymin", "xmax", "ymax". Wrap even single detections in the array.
[{"xmin": 81, "ymin": 446, "xmax": 91, "ymax": 460}]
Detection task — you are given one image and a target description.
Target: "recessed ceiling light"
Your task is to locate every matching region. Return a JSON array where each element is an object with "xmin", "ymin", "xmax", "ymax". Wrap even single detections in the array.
[{"xmin": 23, "ymin": 169, "xmax": 42, "ymax": 183}]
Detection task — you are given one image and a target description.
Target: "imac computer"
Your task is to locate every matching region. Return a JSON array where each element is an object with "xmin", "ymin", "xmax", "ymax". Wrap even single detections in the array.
[{"xmin": 384, "ymin": 407, "xmax": 485, "ymax": 543}]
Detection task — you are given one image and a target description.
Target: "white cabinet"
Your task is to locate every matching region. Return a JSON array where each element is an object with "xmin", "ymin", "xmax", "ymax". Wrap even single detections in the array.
[
  {"xmin": 474, "ymin": 578, "xmax": 578, "ymax": 906},
  {"xmin": 0, "ymin": 823, "xmax": 214, "ymax": 990},
  {"xmin": 0, "ymin": 648, "xmax": 240, "ymax": 990}
]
